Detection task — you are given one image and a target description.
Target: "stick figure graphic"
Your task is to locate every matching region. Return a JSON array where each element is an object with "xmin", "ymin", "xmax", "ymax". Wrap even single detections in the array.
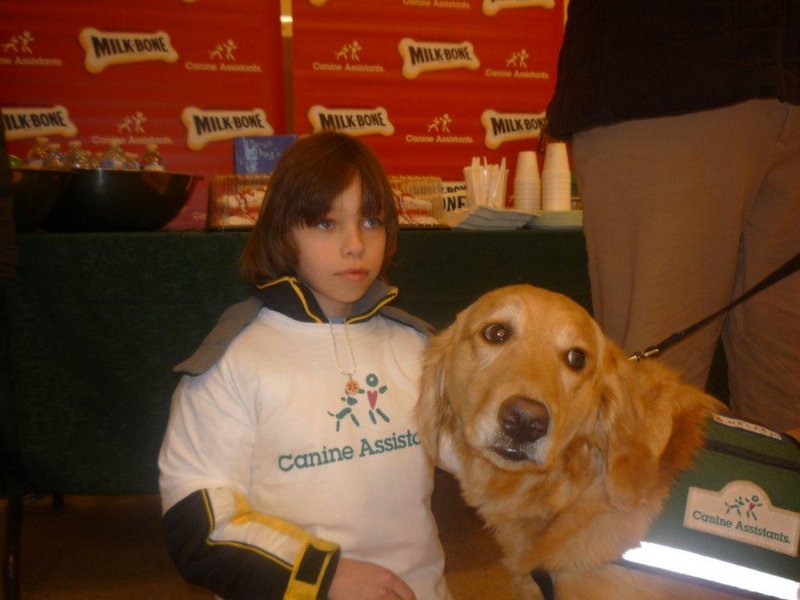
[
  {"xmin": 348, "ymin": 40, "xmax": 361, "ymax": 61},
  {"xmin": 745, "ymin": 495, "xmax": 762, "ymax": 520},
  {"xmin": 223, "ymin": 39, "xmax": 237, "ymax": 60},
  {"xmin": 363, "ymin": 373, "xmax": 389, "ymax": 425}
]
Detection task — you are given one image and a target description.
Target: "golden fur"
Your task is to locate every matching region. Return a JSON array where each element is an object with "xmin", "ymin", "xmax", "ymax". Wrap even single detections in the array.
[{"xmin": 418, "ymin": 285, "xmax": 728, "ymax": 600}]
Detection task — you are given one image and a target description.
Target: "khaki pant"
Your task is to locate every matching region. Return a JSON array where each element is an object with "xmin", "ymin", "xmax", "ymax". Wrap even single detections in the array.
[{"xmin": 574, "ymin": 99, "xmax": 800, "ymax": 432}]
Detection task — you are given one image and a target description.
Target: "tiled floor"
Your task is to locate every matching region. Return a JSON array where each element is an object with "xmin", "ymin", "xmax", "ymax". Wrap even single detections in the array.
[{"xmin": 1, "ymin": 470, "xmax": 514, "ymax": 600}]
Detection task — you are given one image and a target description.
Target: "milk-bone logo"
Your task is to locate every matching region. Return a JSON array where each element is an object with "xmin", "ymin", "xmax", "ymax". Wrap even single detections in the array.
[
  {"xmin": 483, "ymin": 0, "xmax": 555, "ymax": 16},
  {"xmin": 78, "ymin": 27, "xmax": 178, "ymax": 74},
  {"xmin": 481, "ymin": 109, "xmax": 546, "ymax": 148},
  {"xmin": 2, "ymin": 105, "xmax": 77, "ymax": 141},
  {"xmin": 181, "ymin": 107, "xmax": 274, "ymax": 150},
  {"xmin": 398, "ymin": 38, "xmax": 480, "ymax": 79},
  {"xmin": 308, "ymin": 106, "xmax": 395, "ymax": 137}
]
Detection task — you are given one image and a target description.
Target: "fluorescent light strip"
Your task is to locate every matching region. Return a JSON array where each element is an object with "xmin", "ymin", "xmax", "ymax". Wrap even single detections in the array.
[{"xmin": 621, "ymin": 541, "xmax": 799, "ymax": 600}]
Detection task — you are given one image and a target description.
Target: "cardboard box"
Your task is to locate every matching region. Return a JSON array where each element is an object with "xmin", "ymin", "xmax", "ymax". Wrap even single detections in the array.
[{"xmin": 233, "ymin": 134, "xmax": 296, "ymax": 174}]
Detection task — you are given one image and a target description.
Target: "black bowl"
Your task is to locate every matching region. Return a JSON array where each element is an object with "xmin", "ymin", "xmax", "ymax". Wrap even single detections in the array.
[
  {"xmin": 45, "ymin": 169, "xmax": 199, "ymax": 232},
  {"xmin": 10, "ymin": 168, "xmax": 72, "ymax": 232}
]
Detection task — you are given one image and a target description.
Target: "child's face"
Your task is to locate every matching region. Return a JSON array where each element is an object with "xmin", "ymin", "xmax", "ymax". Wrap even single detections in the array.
[{"xmin": 292, "ymin": 178, "xmax": 386, "ymax": 319}]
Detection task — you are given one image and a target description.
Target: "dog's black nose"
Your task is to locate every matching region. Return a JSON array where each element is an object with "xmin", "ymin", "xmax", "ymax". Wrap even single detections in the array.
[{"xmin": 499, "ymin": 396, "xmax": 549, "ymax": 443}]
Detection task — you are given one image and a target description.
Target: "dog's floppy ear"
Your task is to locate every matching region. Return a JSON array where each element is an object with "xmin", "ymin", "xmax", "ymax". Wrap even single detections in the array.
[
  {"xmin": 600, "ymin": 348, "xmax": 722, "ymax": 512},
  {"xmin": 599, "ymin": 347, "xmax": 676, "ymax": 512},
  {"xmin": 416, "ymin": 319, "xmax": 460, "ymax": 461}
]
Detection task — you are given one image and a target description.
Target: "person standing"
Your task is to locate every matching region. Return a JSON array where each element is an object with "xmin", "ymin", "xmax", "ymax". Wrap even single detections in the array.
[{"xmin": 546, "ymin": 0, "xmax": 800, "ymax": 431}]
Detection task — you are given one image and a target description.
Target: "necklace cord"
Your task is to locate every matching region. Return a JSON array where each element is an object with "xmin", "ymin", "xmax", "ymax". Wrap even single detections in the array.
[{"xmin": 329, "ymin": 320, "xmax": 357, "ymax": 378}]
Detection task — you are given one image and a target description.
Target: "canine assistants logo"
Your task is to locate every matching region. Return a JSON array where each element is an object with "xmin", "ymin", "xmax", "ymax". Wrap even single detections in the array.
[
  {"xmin": 685, "ymin": 481, "xmax": 800, "ymax": 557},
  {"xmin": 485, "ymin": 48, "xmax": 550, "ymax": 81},
  {"xmin": 310, "ymin": 39, "xmax": 385, "ymax": 74},
  {"xmin": 184, "ymin": 38, "xmax": 262, "ymax": 73},
  {"xmin": 277, "ymin": 374, "xmax": 422, "ymax": 474},
  {"xmin": 1, "ymin": 30, "xmax": 62, "ymax": 67},
  {"xmin": 328, "ymin": 373, "xmax": 391, "ymax": 432}
]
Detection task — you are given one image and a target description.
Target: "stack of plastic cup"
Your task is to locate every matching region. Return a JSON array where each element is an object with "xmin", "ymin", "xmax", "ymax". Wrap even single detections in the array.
[
  {"xmin": 513, "ymin": 150, "xmax": 541, "ymax": 213},
  {"xmin": 541, "ymin": 142, "xmax": 572, "ymax": 211}
]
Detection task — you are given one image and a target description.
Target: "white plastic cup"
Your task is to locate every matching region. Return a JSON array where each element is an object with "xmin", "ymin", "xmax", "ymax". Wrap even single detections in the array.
[
  {"xmin": 515, "ymin": 150, "xmax": 539, "ymax": 181},
  {"xmin": 541, "ymin": 178, "xmax": 571, "ymax": 211},
  {"xmin": 513, "ymin": 181, "xmax": 540, "ymax": 212},
  {"xmin": 514, "ymin": 191, "xmax": 540, "ymax": 212},
  {"xmin": 541, "ymin": 143, "xmax": 571, "ymax": 211},
  {"xmin": 542, "ymin": 142, "xmax": 569, "ymax": 176},
  {"xmin": 513, "ymin": 150, "xmax": 541, "ymax": 212}
]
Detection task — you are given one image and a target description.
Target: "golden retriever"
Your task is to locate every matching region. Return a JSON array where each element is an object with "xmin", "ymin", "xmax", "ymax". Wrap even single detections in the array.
[{"xmin": 418, "ymin": 285, "xmax": 731, "ymax": 600}]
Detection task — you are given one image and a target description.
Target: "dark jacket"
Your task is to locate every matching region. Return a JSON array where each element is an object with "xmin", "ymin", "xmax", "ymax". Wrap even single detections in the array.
[{"xmin": 546, "ymin": 0, "xmax": 800, "ymax": 139}]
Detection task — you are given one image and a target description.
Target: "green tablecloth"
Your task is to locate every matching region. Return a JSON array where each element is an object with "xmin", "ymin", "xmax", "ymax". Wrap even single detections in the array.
[{"xmin": 1, "ymin": 229, "xmax": 591, "ymax": 496}]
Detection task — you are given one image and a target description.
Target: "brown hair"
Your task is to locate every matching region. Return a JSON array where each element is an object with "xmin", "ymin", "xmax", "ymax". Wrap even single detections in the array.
[{"xmin": 240, "ymin": 131, "xmax": 398, "ymax": 285}]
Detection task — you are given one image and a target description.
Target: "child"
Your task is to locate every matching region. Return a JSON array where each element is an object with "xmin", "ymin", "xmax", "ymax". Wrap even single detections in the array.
[{"xmin": 158, "ymin": 131, "xmax": 452, "ymax": 600}]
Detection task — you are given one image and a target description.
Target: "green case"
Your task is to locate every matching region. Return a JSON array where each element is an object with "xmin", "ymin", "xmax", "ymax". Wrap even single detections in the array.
[{"xmin": 645, "ymin": 415, "xmax": 800, "ymax": 587}]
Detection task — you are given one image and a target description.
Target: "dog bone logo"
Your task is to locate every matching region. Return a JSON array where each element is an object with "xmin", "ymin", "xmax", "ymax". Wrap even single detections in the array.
[
  {"xmin": 181, "ymin": 107, "xmax": 274, "ymax": 150},
  {"xmin": 483, "ymin": 0, "xmax": 555, "ymax": 16},
  {"xmin": 398, "ymin": 38, "xmax": 479, "ymax": 79},
  {"xmin": 481, "ymin": 109, "xmax": 546, "ymax": 149},
  {"xmin": 2, "ymin": 105, "xmax": 77, "ymax": 141},
  {"xmin": 79, "ymin": 27, "xmax": 178, "ymax": 74},
  {"xmin": 307, "ymin": 105, "xmax": 395, "ymax": 137}
]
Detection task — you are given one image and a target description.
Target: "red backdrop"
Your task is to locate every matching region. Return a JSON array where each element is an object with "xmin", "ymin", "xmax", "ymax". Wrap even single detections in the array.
[
  {"xmin": 2, "ymin": 0, "xmax": 564, "ymax": 227},
  {"xmin": 292, "ymin": 0, "xmax": 564, "ymax": 187},
  {"xmin": 1, "ymin": 0, "xmax": 284, "ymax": 229}
]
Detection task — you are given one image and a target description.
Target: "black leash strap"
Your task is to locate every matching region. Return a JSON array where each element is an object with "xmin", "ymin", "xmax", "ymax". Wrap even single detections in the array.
[
  {"xmin": 530, "ymin": 568, "xmax": 555, "ymax": 600},
  {"xmin": 629, "ymin": 249, "xmax": 800, "ymax": 361}
]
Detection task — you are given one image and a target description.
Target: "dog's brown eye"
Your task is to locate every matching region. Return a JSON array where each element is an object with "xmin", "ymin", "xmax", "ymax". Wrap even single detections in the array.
[
  {"xmin": 483, "ymin": 323, "xmax": 510, "ymax": 344},
  {"xmin": 566, "ymin": 348, "xmax": 586, "ymax": 370}
]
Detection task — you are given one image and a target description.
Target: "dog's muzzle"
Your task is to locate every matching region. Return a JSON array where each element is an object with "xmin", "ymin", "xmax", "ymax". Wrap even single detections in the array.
[{"xmin": 492, "ymin": 396, "xmax": 550, "ymax": 462}]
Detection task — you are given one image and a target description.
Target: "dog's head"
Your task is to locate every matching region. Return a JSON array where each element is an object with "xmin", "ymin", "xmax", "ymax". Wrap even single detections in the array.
[{"xmin": 418, "ymin": 285, "xmax": 723, "ymax": 510}]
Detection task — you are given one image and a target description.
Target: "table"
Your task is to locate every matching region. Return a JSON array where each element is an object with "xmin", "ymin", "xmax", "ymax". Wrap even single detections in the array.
[{"xmin": 1, "ymin": 228, "xmax": 591, "ymax": 497}]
